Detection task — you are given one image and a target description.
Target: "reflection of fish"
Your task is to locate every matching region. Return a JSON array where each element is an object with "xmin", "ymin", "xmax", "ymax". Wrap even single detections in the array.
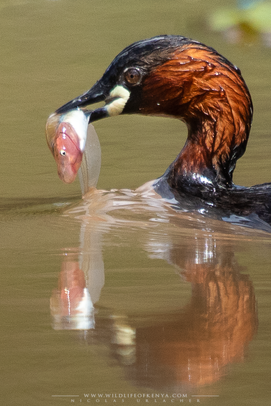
[
  {"xmin": 50, "ymin": 261, "xmax": 94, "ymax": 330},
  {"xmin": 46, "ymin": 109, "xmax": 89, "ymax": 183}
]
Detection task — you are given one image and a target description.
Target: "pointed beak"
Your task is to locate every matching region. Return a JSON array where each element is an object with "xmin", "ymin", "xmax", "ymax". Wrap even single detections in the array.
[{"xmin": 55, "ymin": 81, "xmax": 109, "ymax": 123}]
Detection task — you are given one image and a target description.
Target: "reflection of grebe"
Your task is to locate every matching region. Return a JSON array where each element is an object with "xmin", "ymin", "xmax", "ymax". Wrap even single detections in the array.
[
  {"xmin": 56, "ymin": 35, "xmax": 271, "ymax": 225},
  {"xmin": 77, "ymin": 231, "xmax": 257, "ymax": 390}
]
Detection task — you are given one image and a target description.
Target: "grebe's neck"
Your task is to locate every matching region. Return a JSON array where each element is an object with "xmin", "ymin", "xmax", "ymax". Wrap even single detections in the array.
[
  {"xmin": 167, "ymin": 111, "xmax": 249, "ymax": 190},
  {"xmin": 141, "ymin": 44, "xmax": 253, "ymax": 190}
]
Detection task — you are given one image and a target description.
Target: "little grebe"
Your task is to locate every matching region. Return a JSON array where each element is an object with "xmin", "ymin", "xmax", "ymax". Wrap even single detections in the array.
[{"xmin": 56, "ymin": 35, "xmax": 271, "ymax": 226}]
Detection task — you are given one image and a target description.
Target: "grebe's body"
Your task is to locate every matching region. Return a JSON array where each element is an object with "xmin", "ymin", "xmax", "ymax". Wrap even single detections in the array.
[{"xmin": 56, "ymin": 35, "xmax": 271, "ymax": 226}]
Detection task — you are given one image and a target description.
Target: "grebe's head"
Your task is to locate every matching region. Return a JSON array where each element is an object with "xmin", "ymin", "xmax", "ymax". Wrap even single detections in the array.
[{"xmin": 56, "ymin": 35, "xmax": 253, "ymax": 186}]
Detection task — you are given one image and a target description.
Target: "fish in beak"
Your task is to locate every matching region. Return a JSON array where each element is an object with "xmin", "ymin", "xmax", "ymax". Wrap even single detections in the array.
[{"xmin": 46, "ymin": 109, "xmax": 89, "ymax": 183}]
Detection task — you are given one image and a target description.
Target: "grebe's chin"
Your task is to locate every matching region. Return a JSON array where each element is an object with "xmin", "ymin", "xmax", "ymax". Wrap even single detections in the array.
[{"xmin": 56, "ymin": 35, "xmax": 271, "ymax": 226}]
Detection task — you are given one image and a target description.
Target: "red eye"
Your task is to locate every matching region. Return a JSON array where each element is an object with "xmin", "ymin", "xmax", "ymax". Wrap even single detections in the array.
[{"xmin": 124, "ymin": 67, "xmax": 142, "ymax": 85}]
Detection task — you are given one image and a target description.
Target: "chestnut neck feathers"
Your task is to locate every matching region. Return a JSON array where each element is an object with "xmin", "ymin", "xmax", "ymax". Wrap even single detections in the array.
[{"xmin": 140, "ymin": 43, "xmax": 253, "ymax": 189}]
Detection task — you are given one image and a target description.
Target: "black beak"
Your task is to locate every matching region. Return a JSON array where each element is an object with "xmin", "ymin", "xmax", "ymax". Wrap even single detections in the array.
[{"xmin": 55, "ymin": 81, "xmax": 109, "ymax": 123}]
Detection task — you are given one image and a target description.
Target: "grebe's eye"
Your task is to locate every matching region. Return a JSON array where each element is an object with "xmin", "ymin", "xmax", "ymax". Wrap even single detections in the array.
[
  {"xmin": 124, "ymin": 67, "xmax": 142, "ymax": 86},
  {"xmin": 60, "ymin": 150, "xmax": 66, "ymax": 156}
]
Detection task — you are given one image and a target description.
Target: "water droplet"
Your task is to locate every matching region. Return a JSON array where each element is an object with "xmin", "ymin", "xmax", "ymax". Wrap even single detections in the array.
[
  {"xmin": 205, "ymin": 63, "xmax": 214, "ymax": 72},
  {"xmin": 234, "ymin": 65, "xmax": 241, "ymax": 75},
  {"xmin": 219, "ymin": 88, "xmax": 225, "ymax": 97}
]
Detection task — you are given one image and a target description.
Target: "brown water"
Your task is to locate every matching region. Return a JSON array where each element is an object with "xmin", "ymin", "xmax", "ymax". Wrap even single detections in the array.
[{"xmin": 1, "ymin": 1, "xmax": 271, "ymax": 405}]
